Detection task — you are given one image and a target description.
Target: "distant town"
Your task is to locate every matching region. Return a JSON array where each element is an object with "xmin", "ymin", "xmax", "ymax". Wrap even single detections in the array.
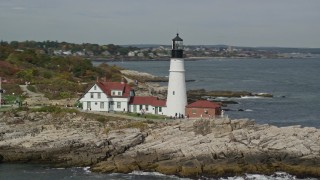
[{"xmin": 1, "ymin": 40, "xmax": 320, "ymax": 61}]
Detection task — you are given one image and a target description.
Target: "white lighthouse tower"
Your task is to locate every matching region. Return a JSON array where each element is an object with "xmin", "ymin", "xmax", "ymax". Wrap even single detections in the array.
[{"xmin": 166, "ymin": 33, "xmax": 187, "ymax": 117}]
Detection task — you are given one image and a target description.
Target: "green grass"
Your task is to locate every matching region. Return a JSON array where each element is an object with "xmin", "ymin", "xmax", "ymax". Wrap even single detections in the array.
[
  {"xmin": 118, "ymin": 121, "xmax": 149, "ymax": 131},
  {"xmin": 31, "ymin": 106, "xmax": 79, "ymax": 113},
  {"xmin": 2, "ymin": 95, "xmax": 23, "ymax": 104},
  {"xmin": 118, "ymin": 112, "xmax": 167, "ymax": 120},
  {"xmin": 26, "ymin": 85, "xmax": 37, "ymax": 93},
  {"xmin": 0, "ymin": 106, "xmax": 13, "ymax": 112}
]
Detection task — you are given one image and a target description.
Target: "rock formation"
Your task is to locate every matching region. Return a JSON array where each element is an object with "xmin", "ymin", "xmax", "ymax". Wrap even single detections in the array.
[
  {"xmin": 1, "ymin": 109, "xmax": 320, "ymax": 178},
  {"xmin": 0, "ymin": 110, "xmax": 145, "ymax": 167},
  {"xmin": 92, "ymin": 118, "xmax": 320, "ymax": 178}
]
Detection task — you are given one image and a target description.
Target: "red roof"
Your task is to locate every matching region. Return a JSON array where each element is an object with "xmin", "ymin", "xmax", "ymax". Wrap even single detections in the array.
[
  {"xmin": 129, "ymin": 96, "xmax": 166, "ymax": 107},
  {"xmin": 96, "ymin": 81, "xmax": 132, "ymax": 97},
  {"xmin": 186, "ymin": 100, "xmax": 221, "ymax": 108}
]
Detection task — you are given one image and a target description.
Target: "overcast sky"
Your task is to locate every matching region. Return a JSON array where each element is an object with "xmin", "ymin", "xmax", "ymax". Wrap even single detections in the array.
[{"xmin": 1, "ymin": 0, "xmax": 320, "ymax": 48}]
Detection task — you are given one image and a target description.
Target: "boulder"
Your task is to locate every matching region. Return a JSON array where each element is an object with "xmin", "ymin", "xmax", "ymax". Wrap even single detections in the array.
[
  {"xmin": 155, "ymin": 159, "xmax": 180, "ymax": 175},
  {"xmin": 179, "ymin": 159, "xmax": 202, "ymax": 177},
  {"xmin": 114, "ymin": 155, "xmax": 139, "ymax": 173}
]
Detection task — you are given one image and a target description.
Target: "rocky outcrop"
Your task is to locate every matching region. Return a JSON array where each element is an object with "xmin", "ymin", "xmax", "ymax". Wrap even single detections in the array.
[
  {"xmin": 92, "ymin": 118, "xmax": 320, "ymax": 178},
  {"xmin": 120, "ymin": 70, "xmax": 167, "ymax": 99},
  {"xmin": 1, "ymin": 109, "xmax": 320, "ymax": 178},
  {"xmin": 0, "ymin": 110, "xmax": 146, "ymax": 167},
  {"xmin": 187, "ymin": 89, "xmax": 273, "ymax": 104},
  {"xmin": 121, "ymin": 70, "xmax": 168, "ymax": 83}
]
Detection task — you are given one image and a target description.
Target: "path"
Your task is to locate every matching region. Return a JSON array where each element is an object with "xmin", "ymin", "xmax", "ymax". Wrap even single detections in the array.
[{"xmin": 20, "ymin": 85, "xmax": 49, "ymax": 106}]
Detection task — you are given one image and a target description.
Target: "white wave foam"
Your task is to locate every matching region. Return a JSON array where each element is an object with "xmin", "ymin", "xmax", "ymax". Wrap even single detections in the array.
[
  {"xmin": 83, "ymin": 166, "xmax": 91, "ymax": 173},
  {"xmin": 130, "ymin": 171, "xmax": 191, "ymax": 179},
  {"xmin": 130, "ymin": 170, "xmax": 166, "ymax": 176},
  {"xmin": 240, "ymin": 96, "xmax": 263, "ymax": 99},
  {"xmin": 218, "ymin": 171, "xmax": 317, "ymax": 180}
]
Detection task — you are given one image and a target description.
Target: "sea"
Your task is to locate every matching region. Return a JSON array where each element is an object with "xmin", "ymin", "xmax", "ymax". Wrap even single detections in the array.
[
  {"xmin": 103, "ymin": 58, "xmax": 320, "ymax": 128},
  {"xmin": 1, "ymin": 58, "xmax": 319, "ymax": 180}
]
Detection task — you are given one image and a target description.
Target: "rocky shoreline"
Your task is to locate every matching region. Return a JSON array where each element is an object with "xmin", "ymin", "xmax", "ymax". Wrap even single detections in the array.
[{"xmin": 1, "ymin": 109, "xmax": 320, "ymax": 178}]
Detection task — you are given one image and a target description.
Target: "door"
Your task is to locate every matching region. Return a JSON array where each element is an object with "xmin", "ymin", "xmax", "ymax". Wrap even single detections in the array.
[{"xmin": 87, "ymin": 102, "xmax": 91, "ymax": 110}]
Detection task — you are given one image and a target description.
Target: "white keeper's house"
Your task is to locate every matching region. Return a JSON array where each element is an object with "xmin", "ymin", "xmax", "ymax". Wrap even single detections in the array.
[{"xmin": 79, "ymin": 80, "xmax": 167, "ymax": 115}]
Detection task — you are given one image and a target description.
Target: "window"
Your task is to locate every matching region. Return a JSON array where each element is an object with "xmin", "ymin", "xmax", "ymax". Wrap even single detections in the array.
[
  {"xmin": 95, "ymin": 102, "xmax": 98, "ymax": 105},
  {"xmin": 117, "ymin": 102, "xmax": 121, "ymax": 109},
  {"xmin": 97, "ymin": 93, "xmax": 101, "ymax": 99},
  {"xmin": 87, "ymin": 102, "xmax": 91, "ymax": 109},
  {"xmin": 145, "ymin": 105, "xmax": 149, "ymax": 111},
  {"xmin": 90, "ymin": 92, "xmax": 94, "ymax": 98},
  {"xmin": 100, "ymin": 102, "xmax": 104, "ymax": 109},
  {"xmin": 94, "ymin": 85, "xmax": 96, "ymax": 90},
  {"xmin": 112, "ymin": 91, "xmax": 115, "ymax": 96},
  {"xmin": 173, "ymin": 91, "xmax": 175, "ymax": 95},
  {"xmin": 159, "ymin": 107, "xmax": 162, "ymax": 112},
  {"xmin": 139, "ymin": 105, "xmax": 143, "ymax": 110},
  {"xmin": 117, "ymin": 91, "xmax": 121, "ymax": 96},
  {"xmin": 192, "ymin": 109, "xmax": 196, "ymax": 114},
  {"xmin": 204, "ymin": 109, "xmax": 208, "ymax": 114}
]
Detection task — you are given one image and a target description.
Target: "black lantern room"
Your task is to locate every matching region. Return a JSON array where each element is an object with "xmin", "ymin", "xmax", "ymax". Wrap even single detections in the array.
[{"xmin": 171, "ymin": 33, "xmax": 183, "ymax": 58}]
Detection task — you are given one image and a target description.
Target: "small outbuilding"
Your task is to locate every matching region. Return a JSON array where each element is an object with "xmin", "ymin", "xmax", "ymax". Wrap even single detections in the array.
[
  {"xmin": 185, "ymin": 100, "xmax": 221, "ymax": 118},
  {"xmin": 129, "ymin": 96, "xmax": 166, "ymax": 115}
]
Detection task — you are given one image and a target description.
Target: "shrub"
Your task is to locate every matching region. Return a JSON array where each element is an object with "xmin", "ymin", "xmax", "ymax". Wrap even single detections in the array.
[
  {"xmin": 43, "ymin": 71, "xmax": 53, "ymax": 79},
  {"xmin": 27, "ymin": 85, "xmax": 37, "ymax": 93},
  {"xmin": 32, "ymin": 106, "xmax": 78, "ymax": 114},
  {"xmin": 193, "ymin": 119, "xmax": 212, "ymax": 136},
  {"xmin": 119, "ymin": 121, "xmax": 149, "ymax": 131}
]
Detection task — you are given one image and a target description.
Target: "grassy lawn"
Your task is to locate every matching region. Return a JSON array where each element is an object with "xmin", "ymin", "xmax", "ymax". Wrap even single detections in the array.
[
  {"xmin": 118, "ymin": 112, "xmax": 167, "ymax": 120},
  {"xmin": 1, "ymin": 94, "xmax": 23, "ymax": 105},
  {"xmin": 0, "ymin": 106, "xmax": 14, "ymax": 112}
]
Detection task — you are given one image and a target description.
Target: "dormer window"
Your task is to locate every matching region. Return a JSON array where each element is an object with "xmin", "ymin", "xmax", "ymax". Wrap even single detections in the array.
[{"xmin": 111, "ymin": 90, "xmax": 122, "ymax": 96}]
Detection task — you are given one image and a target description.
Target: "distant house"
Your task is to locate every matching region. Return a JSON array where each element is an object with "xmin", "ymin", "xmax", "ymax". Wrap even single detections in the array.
[
  {"xmin": 79, "ymin": 80, "xmax": 167, "ymax": 115},
  {"xmin": 128, "ymin": 51, "xmax": 135, "ymax": 57},
  {"xmin": 102, "ymin": 50, "xmax": 111, "ymax": 56},
  {"xmin": 137, "ymin": 52, "xmax": 144, "ymax": 57},
  {"xmin": 62, "ymin": 50, "xmax": 72, "ymax": 56},
  {"xmin": 185, "ymin": 100, "xmax": 221, "ymax": 118},
  {"xmin": 75, "ymin": 51, "xmax": 85, "ymax": 56},
  {"xmin": 148, "ymin": 53, "xmax": 155, "ymax": 58},
  {"xmin": 53, "ymin": 50, "xmax": 62, "ymax": 55},
  {"xmin": 129, "ymin": 96, "xmax": 166, "ymax": 115}
]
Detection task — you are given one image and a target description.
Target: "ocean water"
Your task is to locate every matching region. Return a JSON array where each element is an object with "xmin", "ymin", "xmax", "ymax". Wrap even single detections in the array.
[
  {"xmin": 102, "ymin": 58, "xmax": 320, "ymax": 128},
  {"xmin": 2, "ymin": 58, "xmax": 320, "ymax": 179},
  {"xmin": 0, "ymin": 164, "xmax": 317, "ymax": 180}
]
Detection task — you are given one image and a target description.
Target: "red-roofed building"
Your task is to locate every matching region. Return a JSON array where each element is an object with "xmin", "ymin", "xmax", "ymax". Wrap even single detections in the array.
[
  {"xmin": 79, "ymin": 80, "xmax": 135, "ymax": 112},
  {"xmin": 185, "ymin": 100, "xmax": 221, "ymax": 118},
  {"xmin": 96, "ymin": 81, "xmax": 133, "ymax": 98},
  {"xmin": 129, "ymin": 96, "xmax": 166, "ymax": 115},
  {"xmin": 79, "ymin": 80, "xmax": 167, "ymax": 115}
]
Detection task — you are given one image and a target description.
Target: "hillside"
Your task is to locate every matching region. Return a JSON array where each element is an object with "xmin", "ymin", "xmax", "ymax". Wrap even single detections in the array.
[{"xmin": 0, "ymin": 48, "xmax": 123, "ymax": 101}]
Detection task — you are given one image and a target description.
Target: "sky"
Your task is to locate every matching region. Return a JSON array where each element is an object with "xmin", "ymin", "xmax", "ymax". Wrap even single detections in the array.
[{"xmin": 0, "ymin": 0, "xmax": 320, "ymax": 48}]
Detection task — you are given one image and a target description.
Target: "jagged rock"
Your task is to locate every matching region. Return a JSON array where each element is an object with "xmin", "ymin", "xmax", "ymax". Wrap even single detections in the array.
[
  {"xmin": 180, "ymin": 159, "xmax": 202, "ymax": 177},
  {"xmin": 27, "ymin": 112, "xmax": 36, "ymax": 121},
  {"xmin": 155, "ymin": 159, "xmax": 180, "ymax": 175},
  {"xmin": 1, "ymin": 111, "xmax": 320, "ymax": 178}
]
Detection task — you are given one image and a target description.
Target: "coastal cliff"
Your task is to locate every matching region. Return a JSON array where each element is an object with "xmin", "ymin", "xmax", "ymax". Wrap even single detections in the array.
[{"xmin": 1, "ymin": 109, "xmax": 320, "ymax": 178}]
